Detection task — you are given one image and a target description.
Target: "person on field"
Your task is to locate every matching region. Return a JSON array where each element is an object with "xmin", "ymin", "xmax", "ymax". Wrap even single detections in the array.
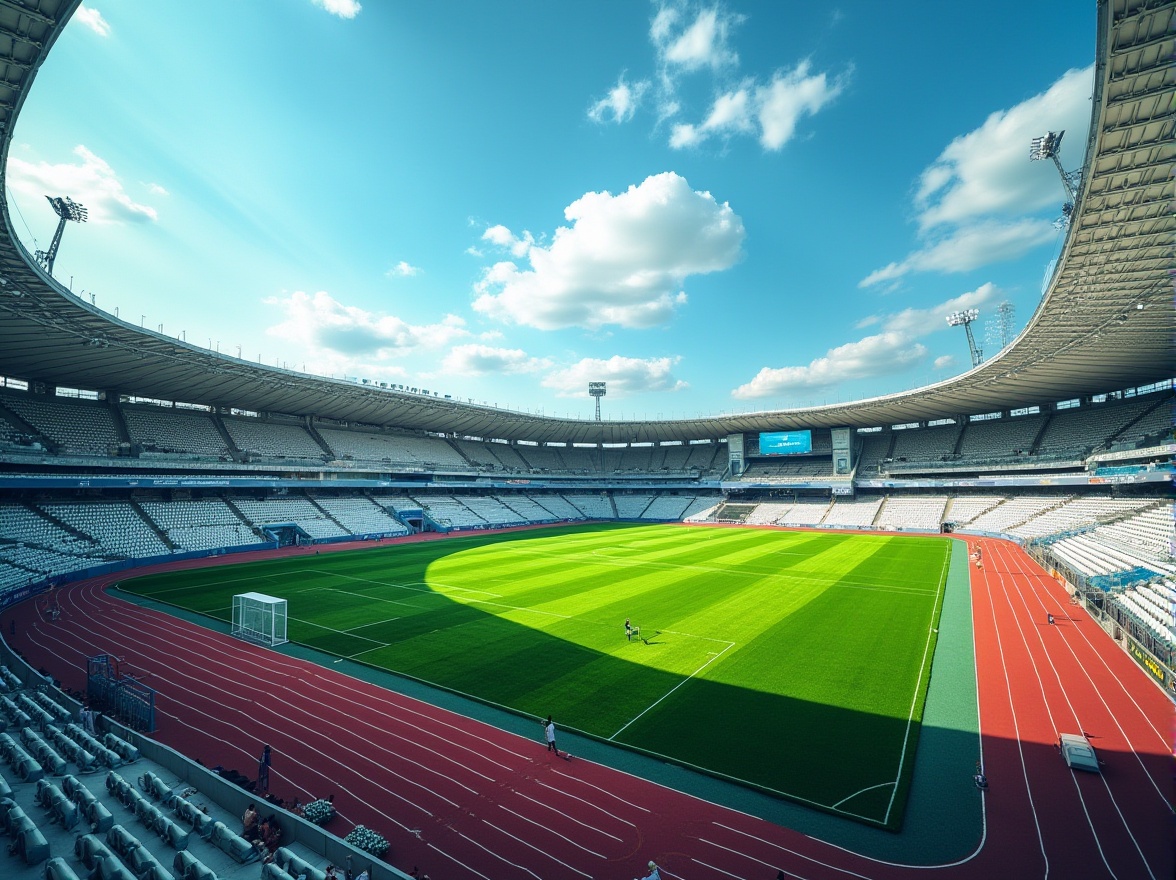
[
  {"xmin": 543, "ymin": 716, "xmax": 567, "ymax": 759},
  {"xmin": 1047, "ymin": 613, "xmax": 1055, "ymax": 625},
  {"xmin": 625, "ymin": 618, "xmax": 633, "ymax": 641},
  {"xmin": 257, "ymin": 745, "xmax": 272, "ymax": 795}
]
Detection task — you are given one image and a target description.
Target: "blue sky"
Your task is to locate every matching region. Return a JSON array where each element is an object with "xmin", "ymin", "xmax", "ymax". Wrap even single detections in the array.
[{"xmin": 7, "ymin": 1, "xmax": 1094, "ymax": 421}]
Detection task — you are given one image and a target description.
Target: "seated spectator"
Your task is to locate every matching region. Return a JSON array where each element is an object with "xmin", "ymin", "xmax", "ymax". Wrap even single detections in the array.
[{"xmin": 242, "ymin": 803, "xmax": 260, "ymax": 842}]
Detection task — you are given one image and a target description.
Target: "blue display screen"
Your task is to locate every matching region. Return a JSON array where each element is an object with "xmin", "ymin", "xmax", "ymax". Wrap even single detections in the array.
[{"xmin": 759, "ymin": 430, "xmax": 812, "ymax": 456}]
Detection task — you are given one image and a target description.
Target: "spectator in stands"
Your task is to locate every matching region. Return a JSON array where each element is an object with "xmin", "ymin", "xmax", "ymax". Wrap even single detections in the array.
[
  {"xmin": 256, "ymin": 815, "xmax": 282, "ymax": 862},
  {"xmin": 242, "ymin": 803, "xmax": 260, "ymax": 841}
]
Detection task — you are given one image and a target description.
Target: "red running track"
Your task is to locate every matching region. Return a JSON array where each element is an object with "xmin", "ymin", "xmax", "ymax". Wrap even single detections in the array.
[{"xmin": 3, "ymin": 533, "xmax": 1172, "ymax": 879}]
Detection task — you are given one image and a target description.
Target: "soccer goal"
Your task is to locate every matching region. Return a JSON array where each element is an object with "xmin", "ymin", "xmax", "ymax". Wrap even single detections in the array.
[{"xmin": 231, "ymin": 592, "xmax": 288, "ymax": 647}]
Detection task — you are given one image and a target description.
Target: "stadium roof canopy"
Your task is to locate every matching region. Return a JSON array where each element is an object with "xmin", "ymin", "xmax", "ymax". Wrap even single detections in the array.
[{"xmin": 0, "ymin": 0, "xmax": 1171, "ymax": 445}]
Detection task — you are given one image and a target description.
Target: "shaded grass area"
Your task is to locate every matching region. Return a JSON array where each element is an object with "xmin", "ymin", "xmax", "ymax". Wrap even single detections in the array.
[{"xmin": 122, "ymin": 522, "xmax": 949, "ymax": 828}]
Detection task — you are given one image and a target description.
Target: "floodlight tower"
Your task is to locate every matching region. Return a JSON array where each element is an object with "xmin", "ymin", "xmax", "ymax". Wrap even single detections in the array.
[
  {"xmin": 946, "ymin": 308, "xmax": 983, "ymax": 368},
  {"xmin": 1030, "ymin": 130, "xmax": 1081, "ymax": 225},
  {"xmin": 984, "ymin": 300, "xmax": 1016, "ymax": 353},
  {"xmin": 35, "ymin": 196, "xmax": 88, "ymax": 277},
  {"xmin": 588, "ymin": 381, "xmax": 607, "ymax": 421}
]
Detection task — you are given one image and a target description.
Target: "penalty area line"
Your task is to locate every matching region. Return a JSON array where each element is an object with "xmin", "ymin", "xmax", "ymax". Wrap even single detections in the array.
[{"xmin": 608, "ymin": 640, "xmax": 735, "ymax": 741}]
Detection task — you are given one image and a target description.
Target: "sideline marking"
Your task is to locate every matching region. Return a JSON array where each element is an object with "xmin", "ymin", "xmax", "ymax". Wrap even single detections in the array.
[
  {"xmin": 608, "ymin": 640, "xmax": 735, "ymax": 741},
  {"xmin": 882, "ymin": 541, "xmax": 950, "ymax": 826}
]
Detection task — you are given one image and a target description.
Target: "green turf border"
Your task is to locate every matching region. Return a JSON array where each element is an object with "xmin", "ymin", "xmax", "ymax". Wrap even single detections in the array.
[{"xmin": 111, "ymin": 529, "xmax": 982, "ymax": 863}]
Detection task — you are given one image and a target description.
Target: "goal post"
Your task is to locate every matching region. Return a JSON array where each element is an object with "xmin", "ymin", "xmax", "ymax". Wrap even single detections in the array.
[{"xmin": 231, "ymin": 592, "xmax": 288, "ymax": 647}]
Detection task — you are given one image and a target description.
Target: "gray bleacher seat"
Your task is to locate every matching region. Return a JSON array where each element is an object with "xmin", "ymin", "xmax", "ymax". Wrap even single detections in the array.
[
  {"xmin": 210, "ymin": 820, "xmax": 258, "ymax": 863},
  {"xmin": 174, "ymin": 850, "xmax": 219, "ymax": 880},
  {"xmin": 45, "ymin": 856, "xmax": 84, "ymax": 880},
  {"xmin": 273, "ymin": 845, "xmax": 328, "ymax": 880}
]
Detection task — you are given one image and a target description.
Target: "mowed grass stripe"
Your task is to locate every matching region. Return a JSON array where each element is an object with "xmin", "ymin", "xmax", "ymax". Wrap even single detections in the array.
[{"xmin": 121, "ymin": 523, "xmax": 950, "ymax": 828}]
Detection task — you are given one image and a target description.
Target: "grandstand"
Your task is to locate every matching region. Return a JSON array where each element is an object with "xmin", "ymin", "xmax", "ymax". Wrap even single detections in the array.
[{"xmin": 0, "ymin": 2, "xmax": 1171, "ymax": 879}]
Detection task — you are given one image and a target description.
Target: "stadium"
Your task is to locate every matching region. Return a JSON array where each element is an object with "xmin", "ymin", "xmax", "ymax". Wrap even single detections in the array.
[{"xmin": 0, "ymin": 2, "xmax": 1171, "ymax": 880}]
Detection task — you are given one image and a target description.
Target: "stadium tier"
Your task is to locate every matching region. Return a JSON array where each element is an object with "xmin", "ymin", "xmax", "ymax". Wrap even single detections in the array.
[{"xmin": 0, "ymin": 2, "xmax": 1172, "ymax": 878}]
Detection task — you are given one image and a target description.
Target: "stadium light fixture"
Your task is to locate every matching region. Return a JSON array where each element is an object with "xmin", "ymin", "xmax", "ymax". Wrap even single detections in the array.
[
  {"xmin": 35, "ymin": 195, "xmax": 88, "ymax": 277},
  {"xmin": 588, "ymin": 381, "xmax": 607, "ymax": 421},
  {"xmin": 1030, "ymin": 129, "xmax": 1079, "ymax": 211},
  {"xmin": 946, "ymin": 309, "xmax": 983, "ymax": 368}
]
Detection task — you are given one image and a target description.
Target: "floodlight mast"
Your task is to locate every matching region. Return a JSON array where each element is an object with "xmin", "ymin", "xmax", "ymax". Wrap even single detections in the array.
[
  {"xmin": 1030, "ymin": 130, "xmax": 1080, "ymax": 208},
  {"xmin": 588, "ymin": 381, "xmax": 607, "ymax": 421},
  {"xmin": 946, "ymin": 308, "xmax": 983, "ymax": 368},
  {"xmin": 35, "ymin": 196, "xmax": 88, "ymax": 277}
]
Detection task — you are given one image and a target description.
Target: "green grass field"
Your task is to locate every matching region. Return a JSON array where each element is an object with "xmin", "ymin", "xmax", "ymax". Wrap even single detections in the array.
[{"xmin": 122, "ymin": 522, "xmax": 950, "ymax": 828}]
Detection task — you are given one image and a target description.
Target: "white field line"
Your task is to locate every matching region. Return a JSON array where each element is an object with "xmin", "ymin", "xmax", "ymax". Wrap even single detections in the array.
[
  {"xmin": 882, "ymin": 542, "xmax": 950, "ymax": 827},
  {"xmin": 608, "ymin": 640, "xmax": 735, "ymax": 741}
]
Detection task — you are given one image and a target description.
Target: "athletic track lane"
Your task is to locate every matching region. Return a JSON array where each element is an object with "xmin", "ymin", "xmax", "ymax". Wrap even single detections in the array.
[{"xmin": 3, "ymin": 532, "xmax": 1171, "ymax": 879}]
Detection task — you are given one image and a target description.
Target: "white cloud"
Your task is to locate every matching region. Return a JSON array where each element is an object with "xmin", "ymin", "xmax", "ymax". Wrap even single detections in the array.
[
  {"xmin": 668, "ymin": 60, "xmax": 849, "ymax": 151},
  {"xmin": 386, "ymin": 261, "xmax": 422, "ymax": 278},
  {"xmin": 311, "ymin": 0, "xmax": 361, "ymax": 19},
  {"xmin": 870, "ymin": 282, "xmax": 1000, "ymax": 336},
  {"xmin": 145, "ymin": 182, "xmax": 169, "ymax": 196},
  {"xmin": 732, "ymin": 283, "xmax": 1000, "ymax": 399},
  {"xmin": 916, "ymin": 66, "xmax": 1093, "ymax": 231},
  {"xmin": 481, "ymin": 224, "xmax": 535, "ymax": 258},
  {"xmin": 473, "ymin": 172, "xmax": 744, "ymax": 330},
  {"xmin": 543, "ymin": 356, "xmax": 688, "ymax": 398},
  {"xmin": 655, "ymin": 5, "xmax": 741, "ymax": 72},
  {"xmin": 588, "ymin": 74, "xmax": 650, "ymax": 124},
  {"xmin": 74, "ymin": 5, "xmax": 111, "ymax": 37},
  {"xmin": 933, "ymin": 355, "xmax": 956, "ymax": 370},
  {"xmin": 594, "ymin": 4, "xmax": 846, "ymax": 153},
  {"xmin": 7, "ymin": 145, "xmax": 158, "ymax": 224},
  {"xmin": 859, "ymin": 219, "xmax": 1057, "ymax": 287},
  {"xmin": 265, "ymin": 290, "xmax": 468, "ymax": 360},
  {"xmin": 441, "ymin": 344, "xmax": 551, "ymax": 376},
  {"xmin": 756, "ymin": 61, "xmax": 850, "ymax": 151},
  {"xmin": 861, "ymin": 66, "xmax": 1092, "ymax": 287},
  {"xmin": 732, "ymin": 332, "xmax": 927, "ymax": 399}
]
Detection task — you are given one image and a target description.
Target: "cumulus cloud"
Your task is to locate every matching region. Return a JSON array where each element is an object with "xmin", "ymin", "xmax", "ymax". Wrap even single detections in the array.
[
  {"xmin": 933, "ymin": 355, "xmax": 956, "ymax": 370},
  {"xmin": 145, "ymin": 182, "xmax": 170, "ymax": 196},
  {"xmin": 732, "ymin": 283, "xmax": 1000, "ymax": 399},
  {"xmin": 915, "ymin": 66, "xmax": 1093, "ymax": 230},
  {"xmin": 386, "ymin": 261, "xmax": 422, "ymax": 278},
  {"xmin": 542, "ymin": 356, "xmax": 688, "ymax": 398},
  {"xmin": 732, "ymin": 333, "xmax": 927, "ymax": 399},
  {"xmin": 441, "ymin": 344, "xmax": 551, "ymax": 376},
  {"xmin": 588, "ymin": 74, "xmax": 650, "ymax": 124},
  {"xmin": 473, "ymin": 172, "xmax": 744, "ymax": 330},
  {"xmin": 311, "ymin": 0, "xmax": 361, "ymax": 19},
  {"xmin": 861, "ymin": 66, "xmax": 1092, "ymax": 286},
  {"xmin": 74, "ymin": 5, "xmax": 111, "ymax": 37},
  {"xmin": 859, "ymin": 219, "xmax": 1057, "ymax": 287},
  {"xmin": 7, "ymin": 145, "xmax": 158, "ymax": 224},
  {"xmin": 265, "ymin": 290, "xmax": 468, "ymax": 360},
  {"xmin": 481, "ymin": 224, "xmax": 535, "ymax": 258}
]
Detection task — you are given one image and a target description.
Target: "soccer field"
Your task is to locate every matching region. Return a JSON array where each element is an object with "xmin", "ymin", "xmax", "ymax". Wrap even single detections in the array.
[{"xmin": 123, "ymin": 523, "xmax": 951, "ymax": 828}]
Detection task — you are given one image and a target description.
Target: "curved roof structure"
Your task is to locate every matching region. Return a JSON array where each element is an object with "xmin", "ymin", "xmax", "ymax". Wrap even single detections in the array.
[{"xmin": 0, "ymin": 0, "xmax": 1171, "ymax": 445}]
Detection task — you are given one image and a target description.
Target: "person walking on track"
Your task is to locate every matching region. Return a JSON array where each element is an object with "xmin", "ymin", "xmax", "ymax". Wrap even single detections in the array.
[{"xmin": 543, "ymin": 716, "xmax": 570, "ymax": 760}]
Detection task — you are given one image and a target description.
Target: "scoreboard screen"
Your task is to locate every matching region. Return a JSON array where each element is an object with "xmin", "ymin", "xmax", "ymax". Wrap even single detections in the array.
[{"xmin": 758, "ymin": 430, "xmax": 812, "ymax": 456}]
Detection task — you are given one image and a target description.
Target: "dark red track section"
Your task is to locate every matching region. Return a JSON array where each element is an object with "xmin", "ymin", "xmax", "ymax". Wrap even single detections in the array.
[{"xmin": 4, "ymin": 534, "xmax": 1172, "ymax": 879}]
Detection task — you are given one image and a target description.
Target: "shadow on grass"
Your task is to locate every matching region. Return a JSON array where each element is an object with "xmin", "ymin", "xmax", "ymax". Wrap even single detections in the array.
[{"xmin": 119, "ymin": 522, "xmax": 952, "ymax": 831}]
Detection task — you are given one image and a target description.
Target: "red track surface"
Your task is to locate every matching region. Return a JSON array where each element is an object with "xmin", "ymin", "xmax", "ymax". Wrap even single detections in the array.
[{"xmin": 4, "ymin": 533, "xmax": 1172, "ymax": 879}]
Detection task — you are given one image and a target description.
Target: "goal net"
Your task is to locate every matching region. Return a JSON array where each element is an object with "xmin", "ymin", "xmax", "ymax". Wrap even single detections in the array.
[{"xmin": 231, "ymin": 592, "xmax": 288, "ymax": 647}]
